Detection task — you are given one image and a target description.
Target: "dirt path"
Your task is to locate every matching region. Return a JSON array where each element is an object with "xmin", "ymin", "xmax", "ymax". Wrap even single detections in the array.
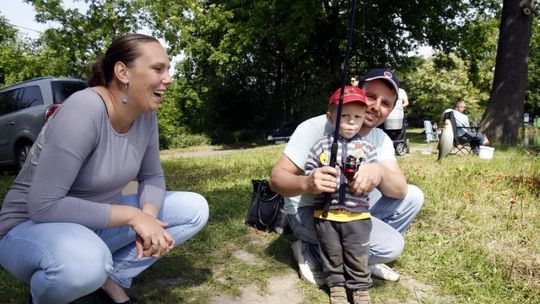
[
  {"xmin": 205, "ymin": 247, "xmax": 305, "ymax": 304},
  {"xmin": 208, "ymin": 272, "xmax": 303, "ymax": 304}
]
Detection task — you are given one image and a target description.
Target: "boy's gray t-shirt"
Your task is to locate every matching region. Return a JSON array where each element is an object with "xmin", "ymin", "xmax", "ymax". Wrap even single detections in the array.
[{"xmin": 0, "ymin": 88, "xmax": 165, "ymax": 238}]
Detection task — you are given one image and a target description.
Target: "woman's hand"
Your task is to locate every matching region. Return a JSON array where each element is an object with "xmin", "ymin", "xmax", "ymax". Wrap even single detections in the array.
[{"xmin": 129, "ymin": 211, "xmax": 174, "ymax": 259}]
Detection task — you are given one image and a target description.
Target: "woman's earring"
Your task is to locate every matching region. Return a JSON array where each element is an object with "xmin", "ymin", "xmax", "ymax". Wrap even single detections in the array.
[{"xmin": 121, "ymin": 83, "xmax": 129, "ymax": 104}]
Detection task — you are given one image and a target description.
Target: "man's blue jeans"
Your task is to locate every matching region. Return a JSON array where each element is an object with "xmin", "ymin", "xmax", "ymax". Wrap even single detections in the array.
[
  {"xmin": 287, "ymin": 184, "xmax": 424, "ymax": 265},
  {"xmin": 0, "ymin": 191, "xmax": 209, "ymax": 304},
  {"xmin": 461, "ymin": 132, "xmax": 485, "ymax": 154}
]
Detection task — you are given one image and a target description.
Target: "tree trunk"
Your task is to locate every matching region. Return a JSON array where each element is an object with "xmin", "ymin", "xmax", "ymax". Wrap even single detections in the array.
[{"xmin": 480, "ymin": 0, "xmax": 534, "ymax": 144}]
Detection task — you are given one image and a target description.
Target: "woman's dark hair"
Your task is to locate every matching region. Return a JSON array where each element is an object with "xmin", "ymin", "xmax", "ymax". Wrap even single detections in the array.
[{"xmin": 88, "ymin": 33, "xmax": 159, "ymax": 87}]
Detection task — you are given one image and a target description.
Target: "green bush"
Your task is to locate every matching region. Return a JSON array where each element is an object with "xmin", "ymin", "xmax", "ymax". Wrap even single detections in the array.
[{"xmin": 165, "ymin": 133, "xmax": 211, "ymax": 149}]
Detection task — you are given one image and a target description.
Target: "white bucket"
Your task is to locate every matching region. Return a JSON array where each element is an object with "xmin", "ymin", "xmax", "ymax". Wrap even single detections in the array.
[{"xmin": 478, "ymin": 145, "xmax": 495, "ymax": 160}]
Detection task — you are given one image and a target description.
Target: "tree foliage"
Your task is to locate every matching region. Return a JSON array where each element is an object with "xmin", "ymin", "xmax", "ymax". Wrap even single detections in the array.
[
  {"xmin": 405, "ymin": 53, "xmax": 488, "ymax": 126},
  {"xmin": 457, "ymin": 18, "xmax": 499, "ymax": 107},
  {"xmin": 27, "ymin": 0, "xmax": 144, "ymax": 78},
  {"xmin": 0, "ymin": 16, "xmax": 48, "ymax": 86},
  {"xmin": 2, "ymin": 0, "xmax": 539, "ymax": 146},
  {"xmin": 138, "ymin": 0, "xmax": 497, "ymax": 143},
  {"xmin": 526, "ymin": 17, "xmax": 540, "ymax": 118}
]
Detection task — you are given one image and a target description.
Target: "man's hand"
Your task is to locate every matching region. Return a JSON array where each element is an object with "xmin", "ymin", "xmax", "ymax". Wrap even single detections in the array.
[
  {"xmin": 307, "ymin": 166, "xmax": 339, "ymax": 194},
  {"xmin": 348, "ymin": 163, "xmax": 383, "ymax": 195}
]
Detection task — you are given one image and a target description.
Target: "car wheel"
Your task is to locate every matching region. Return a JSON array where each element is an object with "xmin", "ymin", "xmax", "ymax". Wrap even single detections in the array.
[
  {"xmin": 395, "ymin": 142, "xmax": 407, "ymax": 156},
  {"xmin": 16, "ymin": 142, "xmax": 32, "ymax": 170}
]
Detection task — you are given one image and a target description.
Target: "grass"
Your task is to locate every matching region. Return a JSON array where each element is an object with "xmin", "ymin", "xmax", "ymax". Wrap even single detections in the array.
[{"xmin": 1, "ymin": 132, "xmax": 540, "ymax": 303}]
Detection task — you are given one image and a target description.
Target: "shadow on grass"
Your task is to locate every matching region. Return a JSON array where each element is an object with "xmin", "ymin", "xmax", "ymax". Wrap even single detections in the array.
[
  {"xmin": 129, "ymin": 255, "xmax": 212, "ymax": 303},
  {"xmin": 0, "ymin": 271, "xmax": 28, "ymax": 304},
  {"xmin": 264, "ymin": 233, "xmax": 297, "ymax": 266},
  {"xmin": 0, "ymin": 247, "xmax": 213, "ymax": 304}
]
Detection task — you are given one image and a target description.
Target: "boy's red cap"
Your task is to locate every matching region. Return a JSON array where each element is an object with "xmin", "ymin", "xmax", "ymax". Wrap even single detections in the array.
[{"xmin": 328, "ymin": 86, "xmax": 367, "ymax": 106}]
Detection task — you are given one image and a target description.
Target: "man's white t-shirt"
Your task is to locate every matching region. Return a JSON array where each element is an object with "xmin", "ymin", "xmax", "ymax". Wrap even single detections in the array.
[
  {"xmin": 443, "ymin": 108, "xmax": 470, "ymax": 138},
  {"xmin": 387, "ymin": 88, "xmax": 407, "ymax": 121},
  {"xmin": 282, "ymin": 114, "xmax": 396, "ymax": 215}
]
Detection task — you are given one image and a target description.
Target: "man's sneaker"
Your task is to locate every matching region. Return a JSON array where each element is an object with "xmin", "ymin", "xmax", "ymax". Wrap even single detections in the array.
[
  {"xmin": 369, "ymin": 263, "xmax": 400, "ymax": 282},
  {"xmin": 291, "ymin": 240, "xmax": 326, "ymax": 286},
  {"xmin": 352, "ymin": 290, "xmax": 371, "ymax": 304},
  {"xmin": 329, "ymin": 286, "xmax": 348, "ymax": 304}
]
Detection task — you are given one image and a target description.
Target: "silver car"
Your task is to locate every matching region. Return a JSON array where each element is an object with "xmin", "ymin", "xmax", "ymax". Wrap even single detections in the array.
[{"xmin": 0, "ymin": 76, "xmax": 87, "ymax": 170}]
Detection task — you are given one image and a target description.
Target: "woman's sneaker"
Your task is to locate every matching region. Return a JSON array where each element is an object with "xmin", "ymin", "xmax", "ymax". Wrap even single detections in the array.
[
  {"xmin": 291, "ymin": 240, "xmax": 325, "ymax": 286},
  {"xmin": 369, "ymin": 263, "xmax": 400, "ymax": 282}
]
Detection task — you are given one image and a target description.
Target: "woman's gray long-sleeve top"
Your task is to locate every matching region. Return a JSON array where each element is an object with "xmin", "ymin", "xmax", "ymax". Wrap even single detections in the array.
[{"xmin": 0, "ymin": 88, "xmax": 165, "ymax": 238}]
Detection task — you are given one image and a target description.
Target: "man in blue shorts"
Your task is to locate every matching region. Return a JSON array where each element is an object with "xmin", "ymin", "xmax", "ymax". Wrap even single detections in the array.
[{"xmin": 269, "ymin": 69, "xmax": 424, "ymax": 285}]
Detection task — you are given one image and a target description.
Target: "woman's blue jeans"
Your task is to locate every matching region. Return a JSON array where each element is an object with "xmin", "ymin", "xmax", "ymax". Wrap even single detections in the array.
[{"xmin": 0, "ymin": 191, "xmax": 209, "ymax": 304}]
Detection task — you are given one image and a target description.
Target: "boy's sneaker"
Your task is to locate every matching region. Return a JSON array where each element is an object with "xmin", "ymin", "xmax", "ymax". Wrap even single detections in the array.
[
  {"xmin": 369, "ymin": 263, "xmax": 400, "ymax": 282},
  {"xmin": 352, "ymin": 290, "xmax": 371, "ymax": 304},
  {"xmin": 329, "ymin": 286, "xmax": 348, "ymax": 304},
  {"xmin": 291, "ymin": 240, "xmax": 325, "ymax": 286}
]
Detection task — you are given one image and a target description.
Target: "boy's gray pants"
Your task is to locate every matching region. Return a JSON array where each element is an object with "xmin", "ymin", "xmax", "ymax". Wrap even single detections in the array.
[{"xmin": 315, "ymin": 218, "xmax": 372, "ymax": 290}]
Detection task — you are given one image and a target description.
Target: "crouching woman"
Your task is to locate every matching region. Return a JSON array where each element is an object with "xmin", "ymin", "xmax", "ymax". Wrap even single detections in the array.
[{"xmin": 0, "ymin": 33, "xmax": 209, "ymax": 304}]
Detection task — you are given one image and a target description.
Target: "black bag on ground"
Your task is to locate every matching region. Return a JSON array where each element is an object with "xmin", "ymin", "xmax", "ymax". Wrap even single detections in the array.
[{"xmin": 245, "ymin": 179, "xmax": 289, "ymax": 234}]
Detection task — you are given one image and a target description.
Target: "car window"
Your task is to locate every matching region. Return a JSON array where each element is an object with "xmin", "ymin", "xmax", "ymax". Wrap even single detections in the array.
[
  {"xmin": 52, "ymin": 81, "xmax": 88, "ymax": 104},
  {"xmin": 0, "ymin": 86, "xmax": 42, "ymax": 115},
  {"xmin": 0, "ymin": 89, "xmax": 18, "ymax": 116},
  {"xmin": 19, "ymin": 86, "xmax": 43, "ymax": 109}
]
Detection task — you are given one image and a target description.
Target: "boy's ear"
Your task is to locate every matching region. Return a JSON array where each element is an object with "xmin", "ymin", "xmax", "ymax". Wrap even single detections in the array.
[{"xmin": 326, "ymin": 111, "xmax": 335, "ymax": 124}]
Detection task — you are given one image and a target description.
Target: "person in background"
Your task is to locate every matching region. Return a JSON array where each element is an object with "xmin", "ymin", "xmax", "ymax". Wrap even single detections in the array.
[
  {"xmin": 398, "ymin": 88, "xmax": 409, "ymax": 109},
  {"xmin": 444, "ymin": 100, "xmax": 489, "ymax": 154},
  {"xmin": 351, "ymin": 75, "xmax": 361, "ymax": 87},
  {"xmin": 384, "ymin": 87, "xmax": 409, "ymax": 129},
  {"xmin": 0, "ymin": 33, "xmax": 209, "ymax": 304},
  {"xmin": 270, "ymin": 69, "xmax": 424, "ymax": 286},
  {"xmin": 305, "ymin": 86, "xmax": 375, "ymax": 304}
]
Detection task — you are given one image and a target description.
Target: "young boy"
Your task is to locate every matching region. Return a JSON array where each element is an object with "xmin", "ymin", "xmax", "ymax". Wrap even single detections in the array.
[{"xmin": 304, "ymin": 86, "xmax": 376, "ymax": 304}]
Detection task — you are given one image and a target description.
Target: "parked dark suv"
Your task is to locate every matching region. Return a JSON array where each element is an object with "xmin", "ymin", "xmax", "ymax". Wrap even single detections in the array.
[
  {"xmin": 267, "ymin": 121, "xmax": 299, "ymax": 144},
  {"xmin": 0, "ymin": 76, "xmax": 87, "ymax": 169}
]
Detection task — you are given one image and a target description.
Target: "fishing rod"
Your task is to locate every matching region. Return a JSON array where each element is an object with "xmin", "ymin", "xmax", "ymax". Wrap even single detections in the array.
[{"xmin": 322, "ymin": 0, "xmax": 357, "ymax": 217}]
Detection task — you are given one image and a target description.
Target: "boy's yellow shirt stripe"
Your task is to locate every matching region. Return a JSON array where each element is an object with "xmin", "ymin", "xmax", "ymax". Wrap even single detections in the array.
[{"xmin": 314, "ymin": 210, "xmax": 370, "ymax": 222}]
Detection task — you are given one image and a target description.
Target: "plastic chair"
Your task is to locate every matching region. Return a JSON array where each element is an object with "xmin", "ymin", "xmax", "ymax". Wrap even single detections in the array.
[{"xmin": 423, "ymin": 120, "xmax": 439, "ymax": 143}]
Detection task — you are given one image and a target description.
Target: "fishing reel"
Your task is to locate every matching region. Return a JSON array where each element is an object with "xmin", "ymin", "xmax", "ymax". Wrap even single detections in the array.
[{"xmin": 339, "ymin": 154, "xmax": 362, "ymax": 182}]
